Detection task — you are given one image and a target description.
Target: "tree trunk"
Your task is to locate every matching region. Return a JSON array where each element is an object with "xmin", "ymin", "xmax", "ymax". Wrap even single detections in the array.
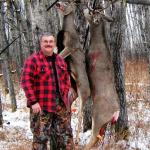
[
  {"xmin": 0, "ymin": 86, "xmax": 3, "ymax": 127},
  {"xmin": 0, "ymin": 1, "xmax": 17, "ymax": 112},
  {"xmin": 109, "ymin": 2, "xmax": 128, "ymax": 139},
  {"xmin": 29, "ymin": 0, "xmax": 60, "ymax": 51},
  {"xmin": 2, "ymin": 58, "xmax": 17, "ymax": 112},
  {"xmin": 24, "ymin": 0, "xmax": 35, "ymax": 55},
  {"xmin": 127, "ymin": 0, "xmax": 150, "ymax": 6}
]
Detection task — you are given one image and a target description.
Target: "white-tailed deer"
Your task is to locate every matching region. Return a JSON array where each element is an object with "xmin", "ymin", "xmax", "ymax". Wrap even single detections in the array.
[
  {"xmin": 56, "ymin": 0, "xmax": 91, "ymax": 143},
  {"xmin": 83, "ymin": 5, "xmax": 120, "ymax": 150}
]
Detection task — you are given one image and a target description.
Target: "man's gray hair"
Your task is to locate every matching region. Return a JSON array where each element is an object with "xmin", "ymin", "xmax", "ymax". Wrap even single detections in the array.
[{"xmin": 39, "ymin": 32, "xmax": 55, "ymax": 42}]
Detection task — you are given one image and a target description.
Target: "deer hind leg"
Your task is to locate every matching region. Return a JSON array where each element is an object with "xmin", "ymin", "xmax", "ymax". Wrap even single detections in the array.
[
  {"xmin": 84, "ymin": 94, "xmax": 120, "ymax": 150},
  {"xmin": 83, "ymin": 105, "xmax": 102, "ymax": 150},
  {"xmin": 85, "ymin": 112, "xmax": 120, "ymax": 150}
]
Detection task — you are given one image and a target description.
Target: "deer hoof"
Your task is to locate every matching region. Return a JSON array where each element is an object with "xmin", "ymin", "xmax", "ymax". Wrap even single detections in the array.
[{"xmin": 97, "ymin": 135, "xmax": 104, "ymax": 141}]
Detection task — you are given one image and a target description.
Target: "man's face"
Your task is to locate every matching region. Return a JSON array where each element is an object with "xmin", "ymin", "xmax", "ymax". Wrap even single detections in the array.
[{"xmin": 40, "ymin": 36, "xmax": 56, "ymax": 55}]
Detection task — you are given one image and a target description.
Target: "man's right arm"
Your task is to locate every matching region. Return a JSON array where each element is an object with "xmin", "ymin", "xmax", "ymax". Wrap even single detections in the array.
[{"xmin": 21, "ymin": 57, "xmax": 38, "ymax": 107}]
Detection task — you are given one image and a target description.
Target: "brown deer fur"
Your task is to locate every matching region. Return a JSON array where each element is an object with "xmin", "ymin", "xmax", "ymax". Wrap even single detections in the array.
[
  {"xmin": 56, "ymin": 1, "xmax": 90, "ymax": 103},
  {"xmin": 83, "ymin": 8, "xmax": 120, "ymax": 149}
]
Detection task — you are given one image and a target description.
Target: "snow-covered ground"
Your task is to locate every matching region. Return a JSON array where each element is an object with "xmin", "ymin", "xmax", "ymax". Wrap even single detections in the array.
[
  {"xmin": 0, "ymin": 90, "xmax": 32, "ymax": 150},
  {"xmin": 0, "ymin": 84, "xmax": 150, "ymax": 150},
  {"xmin": 0, "ymin": 90, "xmax": 91, "ymax": 150},
  {"xmin": 127, "ymin": 93, "xmax": 150, "ymax": 150}
]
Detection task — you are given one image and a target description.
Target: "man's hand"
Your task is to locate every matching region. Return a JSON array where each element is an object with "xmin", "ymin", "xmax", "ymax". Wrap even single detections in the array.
[{"xmin": 31, "ymin": 103, "xmax": 42, "ymax": 114}]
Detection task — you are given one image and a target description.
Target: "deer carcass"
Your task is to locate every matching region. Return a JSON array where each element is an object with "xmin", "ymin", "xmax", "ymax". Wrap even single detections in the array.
[
  {"xmin": 56, "ymin": 1, "xmax": 91, "ymax": 142},
  {"xmin": 83, "ymin": 7, "xmax": 120, "ymax": 149}
]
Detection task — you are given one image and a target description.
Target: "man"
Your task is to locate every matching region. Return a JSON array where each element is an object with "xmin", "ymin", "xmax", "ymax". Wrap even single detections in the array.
[{"xmin": 21, "ymin": 32, "xmax": 75, "ymax": 150}]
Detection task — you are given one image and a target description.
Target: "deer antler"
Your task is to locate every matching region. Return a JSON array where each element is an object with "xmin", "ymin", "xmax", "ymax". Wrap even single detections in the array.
[
  {"xmin": 88, "ymin": 0, "xmax": 119, "ymax": 13},
  {"xmin": 87, "ymin": 1, "xmax": 93, "ymax": 12},
  {"xmin": 87, "ymin": 0, "xmax": 120, "ymax": 22}
]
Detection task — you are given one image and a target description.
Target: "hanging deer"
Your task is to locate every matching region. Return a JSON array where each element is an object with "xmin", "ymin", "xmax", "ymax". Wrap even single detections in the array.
[
  {"xmin": 83, "ymin": 5, "xmax": 120, "ymax": 150},
  {"xmin": 56, "ymin": 0, "xmax": 91, "ymax": 143}
]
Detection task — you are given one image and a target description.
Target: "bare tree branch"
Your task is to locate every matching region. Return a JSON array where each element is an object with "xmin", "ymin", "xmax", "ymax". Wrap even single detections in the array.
[{"xmin": 0, "ymin": 35, "xmax": 20, "ymax": 56}]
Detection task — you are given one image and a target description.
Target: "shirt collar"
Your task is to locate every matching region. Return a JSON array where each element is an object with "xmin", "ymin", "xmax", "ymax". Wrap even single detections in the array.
[{"xmin": 39, "ymin": 50, "xmax": 57, "ymax": 60}]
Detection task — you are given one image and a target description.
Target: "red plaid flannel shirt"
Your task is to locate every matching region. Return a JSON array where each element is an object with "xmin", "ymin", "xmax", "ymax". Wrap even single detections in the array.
[{"xmin": 21, "ymin": 51, "xmax": 71, "ymax": 112}]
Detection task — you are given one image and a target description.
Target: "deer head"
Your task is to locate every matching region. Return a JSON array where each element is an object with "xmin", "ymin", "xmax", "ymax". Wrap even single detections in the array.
[
  {"xmin": 56, "ymin": 1, "xmax": 76, "ymax": 16},
  {"xmin": 84, "ymin": 3, "xmax": 113, "ymax": 25},
  {"xmin": 56, "ymin": 1, "xmax": 78, "ymax": 29}
]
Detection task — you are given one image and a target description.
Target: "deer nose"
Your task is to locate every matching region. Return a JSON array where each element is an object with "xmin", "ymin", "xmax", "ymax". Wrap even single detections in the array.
[
  {"xmin": 56, "ymin": 2, "xmax": 61, "ymax": 8},
  {"xmin": 56, "ymin": 2, "xmax": 64, "ymax": 11}
]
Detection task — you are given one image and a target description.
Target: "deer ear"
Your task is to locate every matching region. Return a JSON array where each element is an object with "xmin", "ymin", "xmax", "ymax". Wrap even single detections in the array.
[
  {"xmin": 102, "ymin": 14, "xmax": 113, "ymax": 22},
  {"xmin": 83, "ymin": 9, "xmax": 92, "ymax": 22}
]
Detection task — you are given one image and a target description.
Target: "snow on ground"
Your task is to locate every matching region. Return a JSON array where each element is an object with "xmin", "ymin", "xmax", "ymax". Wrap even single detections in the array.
[
  {"xmin": 127, "ymin": 93, "xmax": 150, "ymax": 150},
  {"xmin": 0, "ymin": 90, "xmax": 32, "ymax": 150},
  {"xmin": 0, "ymin": 85, "xmax": 150, "ymax": 150}
]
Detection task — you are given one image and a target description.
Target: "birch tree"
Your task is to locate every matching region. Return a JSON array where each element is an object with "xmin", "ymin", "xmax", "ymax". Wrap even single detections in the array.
[{"xmin": 0, "ymin": 1, "xmax": 17, "ymax": 112}]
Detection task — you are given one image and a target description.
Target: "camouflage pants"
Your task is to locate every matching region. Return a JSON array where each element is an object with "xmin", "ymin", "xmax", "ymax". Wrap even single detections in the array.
[{"xmin": 30, "ymin": 99, "xmax": 74, "ymax": 150}]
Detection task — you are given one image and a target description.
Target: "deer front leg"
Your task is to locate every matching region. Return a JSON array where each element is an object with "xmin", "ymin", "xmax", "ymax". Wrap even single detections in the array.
[
  {"xmin": 75, "ymin": 67, "xmax": 91, "ymax": 144},
  {"xmin": 59, "ymin": 45, "xmax": 77, "ymax": 58},
  {"xmin": 59, "ymin": 47, "xmax": 72, "ymax": 58},
  {"xmin": 70, "ymin": 53, "xmax": 91, "ymax": 144}
]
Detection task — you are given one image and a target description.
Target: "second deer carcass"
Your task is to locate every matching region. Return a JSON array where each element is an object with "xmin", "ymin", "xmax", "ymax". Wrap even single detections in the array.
[{"xmin": 83, "ymin": 7, "xmax": 120, "ymax": 149}]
